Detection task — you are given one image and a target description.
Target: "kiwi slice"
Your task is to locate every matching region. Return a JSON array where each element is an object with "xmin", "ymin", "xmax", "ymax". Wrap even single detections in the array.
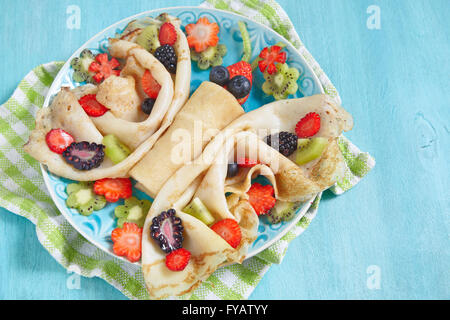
[
  {"xmin": 191, "ymin": 44, "xmax": 227, "ymax": 70},
  {"xmin": 102, "ymin": 135, "xmax": 131, "ymax": 164},
  {"xmin": 183, "ymin": 197, "xmax": 216, "ymax": 226},
  {"xmin": 70, "ymin": 49, "xmax": 95, "ymax": 83},
  {"xmin": 267, "ymin": 201, "xmax": 300, "ymax": 224},
  {"xmin": 136, "ymin": 24, "xmax": 160, "ymax": 53},
  {"xmin": 295, "ymin": 137, "xmax": 329, "ymax": 165},
  {"xmin": 66, "ymin": 182, "xmax": 106, "ymax": 216},
  {"xmin": 115, "ymin": 196, "xmax": 152, "ymax": 228},
  {"xmin": 262, "ymin": 63, "xmax": 300, "ymax": 100}
]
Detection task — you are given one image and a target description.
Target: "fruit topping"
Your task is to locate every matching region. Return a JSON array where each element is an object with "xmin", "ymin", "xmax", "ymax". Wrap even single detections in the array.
[
  {"xmin": 262, "ymin": 63, "xmax": 299, "ymax": 100},
  {"xmin": 141, "ymin": 98, "xmax": 156, "ymax": 115},
  {"xmin": 62, "ymin": 142, "xmax": 105, "ymax": 171},
  {"xmin": 88, "ymin": 53, "xmax": 121, "ymax": 83},
  {"xmin": 102, "ymin": 134, "xmax": 131, "ymax": 164},
  {"xmin": 228, "ymin": 75, "xmax": 252, "ymax": 99},
  {"xmin": 191, "ymin": 44, "xmax": 227, "ymax": 70},
  {"xmin": 258, "ymin": 45, "xmax": 287, "ymax": 75},
  {"xmin": 185, "ymin": 17, "xmax": 220, "ymax": 53},
  {"xmin": 150, "ymin": 209, "xmax": 184, "ymax": 254},
  {"xmin": 165, "ymin": 248, "xmax": 191, "ymax": 271},
  {"xmin": 264, "ymin": 131, "xmax": 298, "ymax": 157},
  {"xmin": 266, "ymin": 200, "xmax": 300, "ymax": 224},
  {"xmin": 78, "ymin": 94, "xmax": 109, "ymax": 117},
  {"xmin": 247, "ymin": 183, "xmax": 276, "ymax": 216},
  {"xmin": 209, "ymin": 65, "xmax": 230, "ymax": 86},
  {"xmin": 141, "ymin": 70, "xmax": 161, "ymax": 99},
  {"xmin": 111, "ymin": 222, "xmax": 142, "ymax": 263},
  {"xmin": 226, "ymin": 61, "xmax": 253, "ymax": 104},
  {"xmin": 295, "ymin": 112, "xmax": 321, "ymax": 138},
  {"xmin": 159, "ymin": 22, "xmax": 178, "ymax": 46},
  {"xmin": 226, "ymin": 163, "xmax": 239, "ymax": 178},
  {"xmin": 295, "ymin": 137, "xmax": 329, "ymax": 165},
  {"xmin": 136, "ymin": 24, "xmax": 160, "ymax": 53},
  {"xmin": 154, "ymin": 44, "xmax": 177, "ymax": 74},
  {"xmin": 45, "ymin": 129, "xmax": 74, "ymax": 154},
  {"xmin": 70, "ymin": 49, "xmax": 95, "ymax": 83},
  {"xmin": 238, "ymin": 21, "xmax": 252, "ymax": 62},
  {"xmin": 210, "ymin": 219, "xmax": 242, "ymax": 249},
  {"xmin": 93, "ymin": 177, "xmax": 132, "ymax": 203},
  {"xmin": 237, "ymin": 157, "xmax": 259, "ymax": 168},
  {"xmin": 183, "ymin": 197, "xmax": 215, "ymax": 226},
  {"xmin": 115, "ymin": 196, "xmax": 152, "ymax": 228},
  {"xmin": 66, "ymin": 182, "xmax": 106, "ymax": 216}
]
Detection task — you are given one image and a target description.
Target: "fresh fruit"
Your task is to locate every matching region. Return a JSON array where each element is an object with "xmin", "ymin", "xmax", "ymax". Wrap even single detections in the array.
[
  {"xmin": 70, "ymin": 49, "xmax": 95, "ymax": 83},
  {"xmin": 264, "ymin": 131, "xmax": 298, "ymax": 157},
  {"xmin": 226, "ymin": 61, "xmax": 253, "ymax": 104},
  {"xmin": 237, "ymin": 157, "xmax": 259, "ymax": 168},
  {"xmin": 185, "ymin": 17, "xmax": 220, "ymax": 53},
  {"xmin": 159, "ymin": 22, "xmax": 178, "ymax": 46},
  {"xmin": 226, "ymin": 163, "xmax": 239, "ymax": 178},
  {"xmin": 111, "ymin": 222, "xmax": 142, "ymax": 263},
  {"xmin": 136, "ymin": 24, "xmax": 160, "ymax": 53},
  {"xmin": 102, "ymin": 134, "xmax": 131, "ymax": 164},
  {"xmin": 295, "ymin": 112, "xmax": 321, "ymax": 138},
  {"xmin": 258, "ymin": 45, "xmax": 287, "ymax": 75},
  {"xmin": 115, "ymin": 196, "xmax": 152, "ymax": 228},
  {"xmin": 238, "ymin": 21, "xmax": 252, "ymax": 62},
  {"xmin": 165, "ymin": 248, "xmax": 191, "ymax": 271},
  {"xmin": 45, "ymin": 129, "xmax": 74, "ymax": 154},
  {"xmin": 93, "ymin": 178, "xmax": 132, "ymax": 203},
  {"xmin": 66, "ymin": 182, "xmax": 106, "ymax": 216},
  {"xmin": 78, "ymin": 94, "xmax": 109, "ymax": 117},
  {"xmin": 183, "ymin": 197, "xmax": 215, "ymax": 226},
  {"xmin": 210, "ymin": 219, "xmax": 242, "ymax": 249},
  {"xmin": 141, "ymin": 70, "xmax": 161, "ymax": 99},
  {"xmin": 295, "ymin": 137, "xmax": 329, "ymax": 165},
  {"xmin": 141, "ymin": 98, "xmax": 156, "ymax": 115},
  {"xmin": 209, "ymin": 65, "xmax": 230, "ymax": 86},
  {"xmin": 262, "ymin": 63, "xmax": 299, "ymax": 100},
  {"xmin": 154, "ymin": 44, "xmax": 177, "ymax": 74},
  {"xmin": 150, "ymin": 209, "xmax": 184, "ymax": 254},
  {"xmin": 191, "ymin": 44, "xmax": 227, "ymax": 70},
  {"xmin": 227, "ymin": 75, "xmax": 252, "ymax": 99},
  {"xmin": 266, "ymin": 201, "xmax": 300, "ymax": 224},
  {"xmin": 88, "ymin": 53, "xmax": 121, "ymax": 83},
  {"xmin": 247, "ymin": 183, "xmax": 276, "ymax": 216},
  {"xmin": 62, "ymin": 142, "xmax": 105, "ymax": 171}
]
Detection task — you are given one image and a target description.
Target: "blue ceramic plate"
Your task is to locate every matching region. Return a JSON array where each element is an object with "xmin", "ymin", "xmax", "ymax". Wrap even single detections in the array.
[{"xmin": 41, "ymin": 6, "xmax": 323, "ymax": 264}]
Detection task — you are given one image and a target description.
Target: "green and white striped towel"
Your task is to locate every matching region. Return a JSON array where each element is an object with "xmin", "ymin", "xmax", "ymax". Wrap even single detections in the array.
[{"xmin": 0, "ymin": 0, "xmax": 375, "ymax": 300}]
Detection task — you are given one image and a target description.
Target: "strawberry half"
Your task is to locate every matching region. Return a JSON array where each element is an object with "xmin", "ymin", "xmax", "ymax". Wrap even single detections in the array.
[
  {"xmin": 185, "ymin": 17, "xmax": 220, "ymax": 53},
  {"xmin": 210, "ymin": 219, "xmax": 242, "ymax": 249},
  {"xmin": 295, "ymin": 112, "xmax": 321, "ymax": 138},
  {"xmin": 258, "ymin": 45, "xmax": 287, "ymax": 75},
  {"xmin": 141, "ymin": 70, "xmax": 161, "ymax": 99},
  {"xmin": 88, "ymin": 53, "xmax": 121, "ymax": 83},
  {"xmin": 237, "ymin": 157, "xmax": 259, "ymax": 168},
  {"xmin": 45, "ymin": 129, "xmax": 74, "ymax": 154},
  {"xmin": 93, "ymin": 178, "xmax": 132, "ymax": 203},
  {"xmin": 226, "ymin": 61, "xmax": 253, "ymax": 104},
  {"xmin": 247, "ymin": 183, "xmax": 276, "ymax": 216},
  {"xmin": 111, "ymin": 222, "xmax": 142, "ymax": 263},
  {"xmin": 165, "ymin": 248, "xmax": 191, "ymax": 271},
  {"xmin": 159, "ymin": 22, "xmax": 178, "ymax": 46},
  {"xmin": 78, "ymin": 94, "xmax": 109, "ymax": 117}
]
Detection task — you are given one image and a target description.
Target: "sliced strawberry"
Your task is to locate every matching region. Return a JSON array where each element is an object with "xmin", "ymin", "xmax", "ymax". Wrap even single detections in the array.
[
  {"xmin": 159, "ymin": 22, "xmax": 178, "ymax": 46},
  {"xmin": 78, "ymin": 94, "xmax": 109, "ymax": 117},
  {"xmin": 226, "ymin": 61, "xmax": 253, "ymax": 104},
  {"xmin": 165, "ymin": 248, "xmax": 191, "ymax": 271},
  {"xmin": 93, "ymin": 178, "xmax": 132, "ymax": 203},
  {"xmin": 247, "ymin": 183, "xmax": 276, "ymax": 216},
  {"xmin": 185, "ymin": 17, "xmax": 220, "ymax": 53},
  {"xmin": 141, "ymin": 69, "xmax": 161, "ymax": 99},
  {"xmin": 258, "ymin": 45, "xmax": 287, "ymax": 75},
  {"xmin": 210, "ymin": 219, "xmax": 242, "ymax": 249},
  {"xmin": 45, "ymin": 129, "xmax": 74, "ymax": 154},
  {"xmin": 295, "ymin": 112, "xmax": 321, "ymax": 138},
  {"xmin": 88, "ymin": 53, "xmax": 121, "ymax": 83},
  {"xmin": 111, "ymin": 222, "xmax": 142, "ymax": 263},
  {"xmin": 237, "ymin": 157, "xmax": 259, "ymax": 168}
]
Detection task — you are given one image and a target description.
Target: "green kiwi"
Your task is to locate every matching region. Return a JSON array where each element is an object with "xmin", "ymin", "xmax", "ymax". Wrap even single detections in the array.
[
  {"xmin": 136, "ymin": 24, "xmax": 161, "ymax": 53},
  {"xmin": 102, "ymin": 135, "xmax": 131, "ymax": 164},
  {"xmin": 70, "ymin": 49, "xmax": 95, "ymax": 83},
  {"xmin": 191, "ymin": 44, "xmax": 227, "ymax": 70},
  {"xmin": 66, "ymin": 182, "xmax": 106, "ymax": 216},
  {"xmin": 183, "ymin": 197, "xmax": 216, "ymax": 226},
  {"xmin": 262, "ymin": 63, "xmax": 300, "ymax": 100},
  {"xmin": 295, "ymin": 137, "xmax": 329, "ymax": 165},
  {"xmin": 267, "ymin": 201, "xmax": 301, "ymax": 224},
  {"xmin": 115, "ymin": 196, "xmax": 152, "ymax": 228}
]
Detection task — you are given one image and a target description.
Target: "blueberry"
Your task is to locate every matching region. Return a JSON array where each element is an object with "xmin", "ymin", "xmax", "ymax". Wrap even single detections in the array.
[
  {"xmin": 142, "ymin": 98, "xmax": 155, "ymax": 115},
  {"xmin": 209, "ymin": 66, "xmax": 230, "ymax": 86},
  {"xmin": 227, "ymin": 75, "xmax": 251, "ymax": 99},
  {"xmin": 227, "ymin": 163, "xmax": 239, "ymax": 178}
]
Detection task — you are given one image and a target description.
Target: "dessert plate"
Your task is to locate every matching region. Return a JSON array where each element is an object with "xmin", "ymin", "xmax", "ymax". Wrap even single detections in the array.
[{"xmin": 41, "ymin": 6, "xmax": 323, "ymax": 264}]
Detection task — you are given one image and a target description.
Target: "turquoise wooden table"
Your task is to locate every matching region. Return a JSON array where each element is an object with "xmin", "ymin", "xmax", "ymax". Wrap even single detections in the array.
[{"xmin": 0, "ymin": 0, "xmax": 449, "ymax": 300}]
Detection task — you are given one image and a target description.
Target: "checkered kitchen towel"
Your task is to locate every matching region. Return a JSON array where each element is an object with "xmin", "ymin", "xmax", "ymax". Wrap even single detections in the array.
[{"xmin": 0, "ymin": 0, "xmax": 375, "ymax": 300}]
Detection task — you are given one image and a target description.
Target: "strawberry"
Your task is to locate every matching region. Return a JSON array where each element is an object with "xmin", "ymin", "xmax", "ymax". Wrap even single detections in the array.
[
  {"xmin": 185, "ymin": 17, "xmax": 220, "ymax": 53},
  {"xmin": 45, "ymin": 129, "xmax": 74, "ymax": 154},
  {"xmin": 159, "ymin": 22, "xmax": 177, "ymax": 46},
  {"xmin": 93, "ymin": 178, "xmax": 132, "ymax": 203},
  {"xmin": 247, "ymin": 183, "xmax": 276, "ymax": 216},
  {"xmin": 141, "ymin": 70, "xmax": 161, "ymax": 99},
  {"xmin": 210, "ymin": 219, "xmax": 242, "ymax": 249},
  {"xmin": 237, "ymin": 157, "xmax": 259, "ymax": 168},
  {"xmin": 226, "ymin": 61, "xmax": 253, "ymax": 104},
  {"xmin": 295, "ymin": 112, "xmax": 321, "ymax": 138},
  {"xmin": 88, "ymin": 53, "xmax": 121, "ymax": 83},
  {"xmin": 78, "ymin": 94, "xmax": 109, "ymax": 117},
  {"xmin": 258, "ymin": 45, "xmax": 287, "ymax": 75},
  {"xmin": 111, "ymin": 222, "xmax": 142, "ymax": 263},
  {"xmin": 165, "ymin": 248, "xmax": 191, "ymax": 271}
]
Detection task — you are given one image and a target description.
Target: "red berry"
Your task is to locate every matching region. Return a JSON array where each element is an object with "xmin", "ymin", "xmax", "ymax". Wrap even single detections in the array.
[
  {"xmin": 78, "ymin": 94, "xmax": 109, "ymax": 117},
  {"xmin": 45, "ymin": 129, "xmax": 74, "ymax": 154},
  {"xmin": 185, "ymin": 17, "xmax": 220, "ymax": 53},
  {"xmin": 159, "ymin": 22, "xmax": 178, "ymax": 46},
  {"xmin": 93, "ymin": 178, "xmax": 132, "ymax": 203},
  {"xmin": 247, "ymin": 183, "xmax": 276, "ymax": 216},
  {"xmin": 258, "ymin": 45, "xmax": 287, "ymax": 75},
  {"xmin": 295, "ymin": 112, "xmax": 321, "ymax": 138},
  {"xmin": 210, "ymin": 219, "xmax": 242, "ymax": 249},
  {"xmin": 141, "ymin": 70, "xmax": 161, "ymax": 99},
  {"xmin": 165, "ymin": 248, "xmax": 191, "ymax": 271},
  {"xmin": 226, "ymin": 61, "xmax": 253, "ymax": 104},
  {"xmin": 237, "ymin": 157, "xmax": 259, "ymax": 168},
  {"xmin": 111, "ymin": 222, "xmax": 142, "ymax": 263},
  {"xmin": 88, "ymin": 53, "xmax": 121, "ymax": 83}
]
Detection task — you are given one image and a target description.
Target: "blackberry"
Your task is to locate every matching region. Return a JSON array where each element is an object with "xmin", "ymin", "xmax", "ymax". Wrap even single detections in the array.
[
  {"xmin": 154, "ymin": 44, "xmax": 177, "ymax": 74},
  {"xmin": 265, "ymin": 131, "xmax": 298, "ymax": 157},
  {"xmin": 150, "ymin": 209, "xmax": 184, "ymax": 254},
  {"xmin": 62, "ymin": 142, "xmax": 105, "ymax": 170}
]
